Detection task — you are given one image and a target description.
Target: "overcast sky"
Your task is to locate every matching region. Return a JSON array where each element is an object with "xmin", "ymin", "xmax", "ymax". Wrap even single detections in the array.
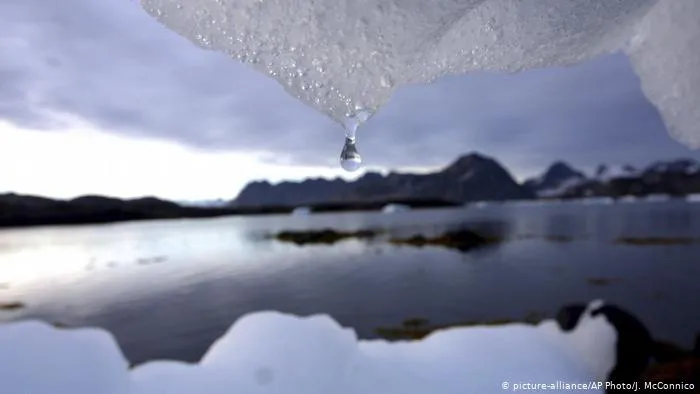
[{"xmin": 1, "ymin": 0, "xmax": 699, "ymax": 200}]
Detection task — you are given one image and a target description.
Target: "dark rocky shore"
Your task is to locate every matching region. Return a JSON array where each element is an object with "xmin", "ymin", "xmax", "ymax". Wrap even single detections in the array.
[{"xmin": 0, "ymin": 193, "xmax": 458, "ymax": 229}]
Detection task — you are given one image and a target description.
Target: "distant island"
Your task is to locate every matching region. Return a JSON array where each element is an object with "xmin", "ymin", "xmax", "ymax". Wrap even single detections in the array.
[{"xmin": 2, "ymin": 153, "xmax": 699, "ymax": 228}]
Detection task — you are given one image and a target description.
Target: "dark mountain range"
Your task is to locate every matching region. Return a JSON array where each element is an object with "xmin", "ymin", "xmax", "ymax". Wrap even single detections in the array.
[
  {"xmin": 523, "ymin": 159, "xmax": 700, "ymax": 199},
  {"xmin": 2, "ymin": 154, "xmax": 699, "ymax": 228},
  {"xmin": 234, "ymin": 153, "xmax": 534, "ymax": 207}
]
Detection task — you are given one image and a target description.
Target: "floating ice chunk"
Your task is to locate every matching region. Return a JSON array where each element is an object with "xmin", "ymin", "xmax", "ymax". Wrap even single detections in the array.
[
  {"xmin": 140, "ymin": 0, "xmax": 699, "ymax": 147},
  {"xmin": 619, "ymin": 196, "xmax": 638, "ymax": 203},
  {"xmin": 0, "ymin": 301, "xmax": 620, "ymax": 393},
  {"xmin": 381, "ymin": 203, "xmax": 410, "ymax": 213},
  {"xmin": 291, "ymin": 206, "xmax": 311, "ymax": 215}
]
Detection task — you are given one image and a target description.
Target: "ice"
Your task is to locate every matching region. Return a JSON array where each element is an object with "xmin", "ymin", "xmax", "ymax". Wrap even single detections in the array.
[
  {"xmin": 290, "ymin": 206, "xmax": 311, "ymax": 215},
  {"xmin": 0, "ymin": 321, "xmax": 130, "ymax": 394},
  {"xmin": 0, "ymin": 301, "xmax": 616, "ymax": 393},
  {"xmin": 644, "ymin": 194, "xmax": 671, "ymax": 202},
  {"xmin": 139, "ymin": 0, "xmax": 699, "ymax": 147},
  {"xmin": 381, "ymin": 203, "xmax": 410, "ymax": 213}
]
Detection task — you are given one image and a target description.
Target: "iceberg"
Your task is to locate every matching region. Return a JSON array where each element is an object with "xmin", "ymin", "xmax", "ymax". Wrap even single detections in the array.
[
  {"xmin": 1, "ymin": 300, "xmax": 627, "ymax": 393},
  {"xmin": 140, "ymin": 0, "xmax": 700, "ymax": 148},
  {"xmin": 291, "ymin": 206, "xmax": 312, "ymax": 215},
  {"xmin": 381, "ymin": 203, "xmax": 410, "ymax": 213}
]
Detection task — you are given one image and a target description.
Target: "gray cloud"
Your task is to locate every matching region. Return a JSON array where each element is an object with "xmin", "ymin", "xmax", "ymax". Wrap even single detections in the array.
[{"xmin": 1, "ymin": 0, "xmax": 699, "ymax": 179}]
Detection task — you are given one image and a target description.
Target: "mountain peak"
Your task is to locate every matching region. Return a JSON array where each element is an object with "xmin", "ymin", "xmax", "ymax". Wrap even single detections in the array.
[
  {"xmin": 524, "ymin": 161, "xmax": 586, "ymax": 195},
  {"xmin": 545, "ymin": 161, "xmax": 584, "ymax": 179},
  {"xmin": 442, "ymin": 152, "xmax": 495, "ymax": 174},
  {"xmin": 234, "ymin": 151, "xmax": 532, "ymax": 206}
]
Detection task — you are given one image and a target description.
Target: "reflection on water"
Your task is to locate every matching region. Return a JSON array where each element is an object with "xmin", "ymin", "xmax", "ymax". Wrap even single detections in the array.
[{"xmin": 1, "ymin": 201, "xmax": 699, "ymax": 365}]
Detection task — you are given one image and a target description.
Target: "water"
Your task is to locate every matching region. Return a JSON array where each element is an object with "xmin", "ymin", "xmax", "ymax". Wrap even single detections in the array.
[
  {"xmin": 339, "ymin": 110, "xmax": 370, "ymax": 172},
  {"xmin": 340, "ymin": 137, "xmax": 362, "ymax": 172},
  {"xmin": 1, "ymin": 200, "xmax": 700, "ymax": 366}
]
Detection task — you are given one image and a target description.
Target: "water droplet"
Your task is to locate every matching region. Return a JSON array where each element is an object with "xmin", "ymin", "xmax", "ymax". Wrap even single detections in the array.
[
  {"xmin": 340, "ymin": 137, "xmax": 362, "ymax": 172},
  {"xmin": 338, "ymin": 110, "xmax": 372, "ymax": 172}
]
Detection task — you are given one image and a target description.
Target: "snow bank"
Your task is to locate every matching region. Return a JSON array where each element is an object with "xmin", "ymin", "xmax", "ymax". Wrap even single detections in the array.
[
  {"xmin": 1, "ymin": 301, "xmax": 616, "ymax": 393},
  {"xmin": 140, "ymin": 0, "xmax": 700, "ymax": 147}
]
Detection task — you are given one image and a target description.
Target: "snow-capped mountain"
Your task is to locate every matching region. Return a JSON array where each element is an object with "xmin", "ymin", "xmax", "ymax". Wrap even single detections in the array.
[
  {"xmin": 523, "ymin": 162, "xmax": 587, "ymax": 197},
  {"xmin": 645, "ymin": 159, "xmax": 700, "ymax": 175},
  {"xmin": 528, "ymin": 159, "xmax": 700, "ymax": 199},
  {"xmin": 593, "ymin": 164, "xmax": 639, "ymax": 181}
]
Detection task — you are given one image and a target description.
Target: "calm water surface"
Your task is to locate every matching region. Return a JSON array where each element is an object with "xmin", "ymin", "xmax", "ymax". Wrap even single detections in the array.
[{"xmin": 1, "ymin": 200, "xmax": 699, "ymax": 365}]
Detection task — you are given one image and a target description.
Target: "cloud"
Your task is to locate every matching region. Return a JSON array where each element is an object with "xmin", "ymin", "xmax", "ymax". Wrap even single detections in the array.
[{"xmin": 1, "ymin": 0, "xmax": 699, "ymax": 180}]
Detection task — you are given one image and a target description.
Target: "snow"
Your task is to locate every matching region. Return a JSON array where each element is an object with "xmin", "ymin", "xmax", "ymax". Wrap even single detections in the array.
[
  {"xmin": 381, "ymin": 203, "xmax": 410, "ymax": 213},
  {"xmin": 0, "ymin": 300, "xmax": 616, "ymax": 394},
  {"xmin": 458, "ymin": 170, "xmax": 475, "ymax": 182},
  {"xmin": 595, "ymin": 165, "xmax": 639, "ymax": 182},
  {"xmin": 538, "ymin": 177, "xmax": 585, "ymax": 198},
  {"xmin": 140, "ymin": 0, "xmax": 700, "ymax": 148}
]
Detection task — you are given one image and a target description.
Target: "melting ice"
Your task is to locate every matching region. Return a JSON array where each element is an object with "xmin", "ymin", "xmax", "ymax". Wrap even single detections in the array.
[{"xmin": 139, "ymin": 0, "xmax": 700, "ymax": 164}]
